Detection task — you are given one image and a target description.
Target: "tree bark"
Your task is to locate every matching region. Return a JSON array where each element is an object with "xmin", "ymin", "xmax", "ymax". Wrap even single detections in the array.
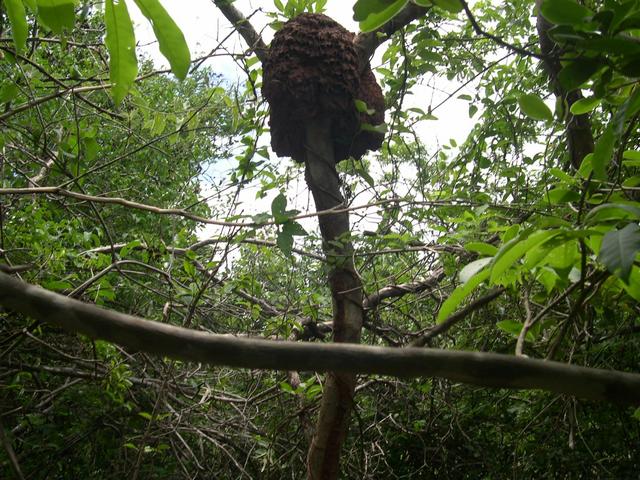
[
  {"xmin": 1, "ymin": 270, "xmax": 640, "ymax": 404},
  {"xmin": 302, "ymin": 118, "xmax": 364, "ymax": 479},
  {"xmin": 536, "ymin": 2, "xmax": 594, "ymax": 170}
]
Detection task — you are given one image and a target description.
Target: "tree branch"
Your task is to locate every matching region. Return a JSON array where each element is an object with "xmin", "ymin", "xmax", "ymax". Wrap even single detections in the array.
[
  {"xmin": 363, "ymin": 267, "xmax": 445, "ymax": 310},
  {"xmin": 0, "ymin": 187, "xmax": 250, "ymax": 227},
  {"xmin": 354, "ymin": 4, "xmax": 431, "ymax": 67},
  {"xmin": 212, "ymin": 1, "xmax": 269, "ymax": 63},
  {"xmin": 1, "ymin": 271, "xmax": 639, "ymax": 405},
  {"xmin": 410, "ymin": 287, "xmax": 506, "ymax": 347},
  {"xmin": 459, "ymin": 0, "xmax": 543, "ymax": 59}
]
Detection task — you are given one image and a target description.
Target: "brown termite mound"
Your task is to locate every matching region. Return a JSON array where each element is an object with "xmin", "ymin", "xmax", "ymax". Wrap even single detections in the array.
[{"xmin": 262, "ymin": 13, "xmax": 385, "ymax": 163}]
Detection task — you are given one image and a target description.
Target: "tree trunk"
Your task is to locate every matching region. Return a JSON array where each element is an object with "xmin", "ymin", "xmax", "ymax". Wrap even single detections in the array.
[
  {"xmin": 303, "ymin": 118, "xmax": 364, "ymax": 479},
  {"xmin": 536, "ymin": 1, "xmax": 594, "ymax": 170}
]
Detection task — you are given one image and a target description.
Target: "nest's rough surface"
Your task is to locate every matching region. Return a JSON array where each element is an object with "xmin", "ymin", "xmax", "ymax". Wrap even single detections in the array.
[{"xmin": 262, "ymin": 13, "xmax": 384, "ymax": 163}]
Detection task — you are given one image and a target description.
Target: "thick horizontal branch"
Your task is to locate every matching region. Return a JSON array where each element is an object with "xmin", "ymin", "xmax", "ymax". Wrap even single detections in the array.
[{"xmin": 0, "ymin": 272, "xmax": 638, "ymax": 405}]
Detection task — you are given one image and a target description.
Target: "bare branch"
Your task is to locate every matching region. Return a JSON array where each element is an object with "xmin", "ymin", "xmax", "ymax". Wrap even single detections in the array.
[
  {"xmin": 354, "ymin": 4, "xmax": 431, "ymax": 65},
  {"xmin": 459, "ymin": 0, "xmax": 543, "ymax": 59},
  {"xmin": 410, "ymin": 287, "xmax": 506, "ymax": 347},
  {"xmin": 212, "ymin": 1, "xmax": 269, "ymax": 63},
  {"xmin": 0, "ymin": 187, "xmax": 251, "ymax": 227},
  {"xmin": 363, "ymin": 267, "xmax": 445, "ymax": 310},
  {"xmin": 1, "ymin": 271, "xmax": 639, "ymax": 405}
]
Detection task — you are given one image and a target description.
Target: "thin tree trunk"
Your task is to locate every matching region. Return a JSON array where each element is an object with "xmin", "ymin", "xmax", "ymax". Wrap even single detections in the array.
[
  {"xmin": 303, "ymin": 118, "xmax": 364, "ymax": 479},
  {"xmin": 536, "ymin": 2, "xmax": 594, "ymax": 170}
]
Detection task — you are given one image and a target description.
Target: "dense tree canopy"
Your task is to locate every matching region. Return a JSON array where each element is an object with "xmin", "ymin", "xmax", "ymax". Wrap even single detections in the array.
[{"xmin": 0, "ymin": 0, "xmax": 639, "ymax": 478}]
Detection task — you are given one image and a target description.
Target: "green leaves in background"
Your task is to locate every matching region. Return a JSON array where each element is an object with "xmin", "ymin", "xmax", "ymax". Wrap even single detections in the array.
[
  {"xmin": 599, "ymin": 223, "xmax": 640, "ymax": 283},
  {"xmin": 105, "ymin": 0, "xmax": 138, "ymax": 104},
  {"xmin": 36, "ymin": 0, "xmax": 76, "ymax": 34},
  {"xmin": 133, "ymin": 0, "xmax": 191, "ymax": 79},
  {"xmin": 353, "ymin": 0, "xmax": 409, "ymax": 32},
  {"xmin": 4, "ymin": 0, "xmax": 28, "ymax": 53},
  {"xmin": 518, "ymin": 94, "xmax": 553, "ymax": 122},
  {"xmin": 539, "ymin": 0, "xmax": 593, "ymax": 25}
]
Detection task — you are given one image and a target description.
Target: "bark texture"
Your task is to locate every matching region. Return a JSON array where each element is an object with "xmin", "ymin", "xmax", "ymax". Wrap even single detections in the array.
[
  {"xmin": 536, "ymin": 3, "xmax": 594, "ymax": 169},
  {"xmin": 303, "ymin": 119, "xmax": 364, "ymax": 479},
  {"xmin": 1, "ymin": 269, "xmax": 640, "ymax": 404}
]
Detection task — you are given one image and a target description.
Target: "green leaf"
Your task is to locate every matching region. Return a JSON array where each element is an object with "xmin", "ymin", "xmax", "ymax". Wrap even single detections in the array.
[
  {"xmin": 355, "ymin": 165, "xmax": 375, "ymax": 187},
  {"xmin": 496, "ymin": 320, "xmax": 535, "ymax": 341},
  {"xmin": 354, "ymin": 0, "xmax": 409, "ymax": 32},
  {"xmin": 282, "ymin": 220, "xmax": 307, "ymax": 237},
  {"xmin": 623, "ymin": 150, "xmax": 640, "ymax": 162},
  {"xmin": 620, "ymin": 266, "xmax": 640, "ymax": 301},
  {"xmin": 361, "ymin": 122, "xmax": 388, "ymax": 134},
  {"xmin": 4, "ymin": 0, "xmax": 29, "ymax": 53},
  {"xmin": 570, "ymin": 96, "xmax": 600, "ymax": 115},
  {"xmin": 42, "ymin": 279, "xmax": 73, "ymax": 291},
  {"xmin": 437, "ymin": 268, "xmax": 489, "ymax": 323},
  {"xmin": 518, "ymin": 94, "xmax": 553, "ymax": 122},
  {"xmin": 354, "ymin": 99, "xmax": 375, "ymax": 115},
  {"xmin": 279, "ymin": 381, "xmax": 294, "ymax": 393},
  {"xmin": 545, "ymin": 187, "xmax": 581, "ymax": 204},
  {"xmin": 104, "ymin": 0, "xmax": 138, "ymax": 104},
  {"xmin": 548, "ymin": 167, "xmax": 576, "ymax": 184},
  {"xmin": 464, "ymin": 242, "xmax": 498, "ymax": 256},
  {"xmin": 133, "ymin": 0, "xmax": 191, "ymax": 79},
  {"xmin": 540, "ymin": 0, "xmax": 593, "ymax": 25},
  {"xmin": 432, "ymin": 0, "xmax": 462, "ymax": 13},
  {"xmin": 459, "ymin": 257, "xmax": 492, "ymax": 283},
  {"xmin": 120, "ymin": 239, "xmax": 143, "ymax": 257},
  {"xmin": 558, "ymin": 59, "xmax": 601, "ymax": 91},
  {"xmin": 0, "ymin": 82, "xmax": 19, "ymax": 104},
  {"xmin": 276, "ymin": 228, "xmax": 294, "ymax": 258},
  {"xmin": 271, "ymin": 192, "xmax": 289, "ymax": 224},
  {"xmin": 490, "ymin": 230, "xmax": 561, "ymax": 284},
  {"xmin": 536, "ymin": 266, "xmax": 560, "ymax": 293},
  {"xmin": 599, "ymin": 223, "xmax": 640, "ymax": 283},
  {"xmin": 182, "ymin": 259, "xmax": 196, "ymax": 276},
  {"xmin": 36, "ymin": 0, "xmax": 75, "ymax": 34},
  {"xmin": 592, "ymin": 125, "xmax": 615, "ymax": 180},
  {"xmin": 584, "ymin": 203, "xmax": 640, "ymax": 224}
]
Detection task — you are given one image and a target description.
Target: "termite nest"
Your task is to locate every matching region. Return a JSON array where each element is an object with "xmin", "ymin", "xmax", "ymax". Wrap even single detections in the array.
[{"xmin": 262, "ymin": 13, "xmax": 385, "ymax": 163}]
